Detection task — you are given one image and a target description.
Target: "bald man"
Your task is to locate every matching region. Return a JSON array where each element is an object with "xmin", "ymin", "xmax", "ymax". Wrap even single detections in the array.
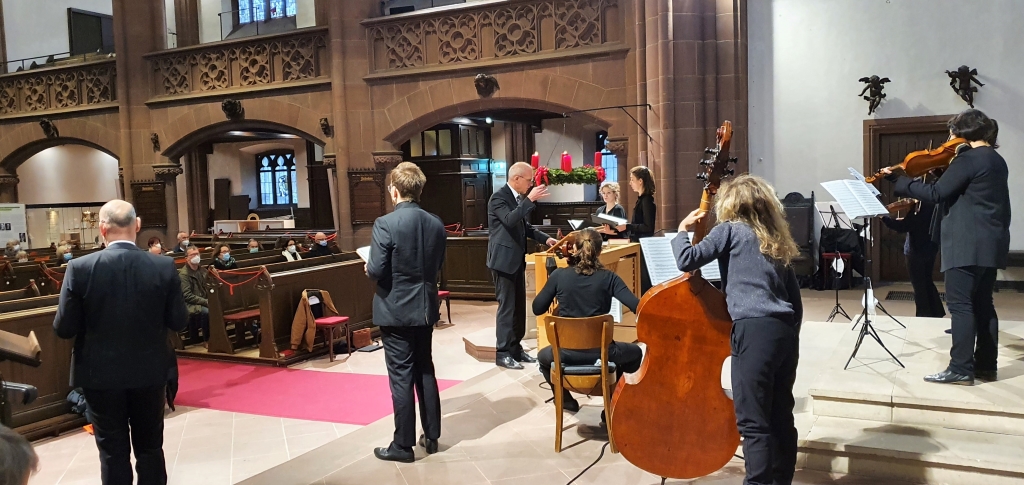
[
  {"xmin": 487, "ymin": 162, "xmax": 556, "ymax": 369},
  {"xmin": 308, "ymin": 231, "xmax": 334, "ymax": 257},
  {"xmin": 54, "ymin": 199, "xmax": 187, "ymax": 485}
]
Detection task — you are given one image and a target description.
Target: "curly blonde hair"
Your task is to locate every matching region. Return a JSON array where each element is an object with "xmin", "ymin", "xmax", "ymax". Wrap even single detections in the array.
[{"xmin": 713, "ymin": 175, "xmax": 799, "ymax": 265}]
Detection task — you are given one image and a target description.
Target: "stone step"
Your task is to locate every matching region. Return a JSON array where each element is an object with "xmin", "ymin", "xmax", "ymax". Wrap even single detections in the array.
[{"xmin": 800, "ymin": 416, "xmax": 1024, "ymax": 485}]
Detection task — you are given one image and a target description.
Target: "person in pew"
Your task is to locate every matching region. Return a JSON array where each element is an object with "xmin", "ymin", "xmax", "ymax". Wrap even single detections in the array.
[
  {"xmin": 366, "ymin": 162, "xmax": 446, "ymax": 463},
  {"xmin": 53, "ymin": 199, "xmax": 188, "ymax": 485},
  {"xmin": 307, "ymin": 232, "xmax": 334, "ymax": 257},
  {"xmin": 532, "ymin": 228, "xmax": 642, "ymax": 418},
  {"xmin": 281, "ymin": 238, "xmax": 302, "ymax": 261},
  {"xmin": 57, "ymin": 244, "xmax": 73, "ymax": 266},
  {"xmin": 16, "ymin": 250, "xmax": 28, "ymax": 262},
  {"xmin": 595, "ymin": 181, "xmax": 627, "ymax": 240},
  {"xmin": 170, "ymin": 232, "xmax": 189, "ymax": 253},
  {"xmin": 212, "ymin": 243, "xmax": 237, "ymax": 270},
  {"xmin": 4, "ymin": 239, "xmax": 20, "ymax": 259},
  {"xmin": 0, "ymin": 423, "xmax": 38, "ymax": 485},
  {"xmin": 180, "ymin": 245, "xmax": 210, "ymax": 348},
  {"xmin": 247, "ymin": 239, "xmax": 261, "ymax": 253},
  {"xmin": 147, "ymin": 237, "xmax": 164, "ymax": 255},
  {"xmin": 672, "ymin": 175, "xmax": 803, "ymax": 485}
]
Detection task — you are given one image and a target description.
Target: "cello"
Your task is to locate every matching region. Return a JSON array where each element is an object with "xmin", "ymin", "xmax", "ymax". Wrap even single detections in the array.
[{"xmin": 609, "ymin": 121, "xmax": 739, "ymax": 479}]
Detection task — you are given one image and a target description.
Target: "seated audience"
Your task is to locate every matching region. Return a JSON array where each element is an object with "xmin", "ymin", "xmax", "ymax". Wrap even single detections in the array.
[
  {"xmin": 282, "ymin": 238, "xmax": 302, "ymax": 261},
  {"xmin": 16, "ymin": 250, "xmax": 28, "ymax": 262},
  {"xmin": 0, "ymin": 424, "xmax": 38, "ymax": 485},
  {"xmin": 307, "ymin": 232, "xmax": 333, "ymax": 257},
  {"xmin": 213, "ymin": 243, "xmax": 237, "ymax": 270},
  {"xmin": 57, "ymin": 245, "xmax": 73, "ymax": 266},
  {"xmin": 247, "ymin": 239, "xmax": 261, "ymax": 253},
  {"xmin": 171, "ymin": 232, "xmax": 189, "ymax": 253},
  {"xmin": 180, "ymin": 245, "xmax": 210, "ymax": 348},
  {"xmin": 532, "ymin": 228, "xmax": 643, "ymax": 415},
  {"xmin": 4, "ymin": 239, "xmax": 20, "ymax": 259},
  {"xmin": 147, "ymin": 237, "xmax": 164, "ymax": 255}
]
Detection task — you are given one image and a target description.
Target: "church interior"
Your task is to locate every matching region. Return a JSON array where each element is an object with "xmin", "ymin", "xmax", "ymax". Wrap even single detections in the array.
[{"xmin": 0, "ymin": 0, "xmax": 1021, "ymax": 484}]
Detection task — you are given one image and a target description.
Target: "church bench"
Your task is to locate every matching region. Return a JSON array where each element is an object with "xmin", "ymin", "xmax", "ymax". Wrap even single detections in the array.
[{"xmin": 0, "ymin": 280, "xmax": 41, "ymax": 303}]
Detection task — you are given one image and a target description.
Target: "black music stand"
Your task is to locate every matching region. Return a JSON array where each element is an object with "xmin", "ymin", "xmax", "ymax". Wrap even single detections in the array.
[
  {"xmin": 844, "ymin": 216, "xmax": 904, "ymax": 370},
  {"xmin": 823, "ymin": 206, "xmax": 851, "ymax": 322}
]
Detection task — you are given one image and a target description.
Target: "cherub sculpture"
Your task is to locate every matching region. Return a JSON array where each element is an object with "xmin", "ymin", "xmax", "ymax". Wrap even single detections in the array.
[
  {"xmin": 945, "ymin": 65, "xmax": 984, "ymax": 108},
  {"xmin": 858, "ymin": 75, "xmax": 890, "ymax": 115}
]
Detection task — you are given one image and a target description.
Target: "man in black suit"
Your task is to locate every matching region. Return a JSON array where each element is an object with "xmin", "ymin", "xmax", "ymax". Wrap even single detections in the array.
[
  {"xmin": 488, "ymin": 162, "xmax": 556, "ymax": 370},
  {"xmin": 53, "ymin": 200, "xmax": 188, "ymax": 485},
  {"xmin": 367, "ymin": 162, "xmax": 447, "ymax": 463},
  {"xmin": 884, "ymin": 109, "xmax": 1010, "ymax": 385}
]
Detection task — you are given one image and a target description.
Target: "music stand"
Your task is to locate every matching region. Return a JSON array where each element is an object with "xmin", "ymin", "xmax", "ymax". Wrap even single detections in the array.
[{"xmin": 822, "ymin": 205, "xmax": 851, "ymax": 322}]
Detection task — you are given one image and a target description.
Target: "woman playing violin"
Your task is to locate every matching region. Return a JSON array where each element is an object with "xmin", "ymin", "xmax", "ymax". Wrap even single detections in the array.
[
  {"xmin": 880, "ymin": 108, "xmax": 1010, "ymax": 386},
  {"xmin": 881, "ymin": 173, "xmax": 945, "ymax": 319}
]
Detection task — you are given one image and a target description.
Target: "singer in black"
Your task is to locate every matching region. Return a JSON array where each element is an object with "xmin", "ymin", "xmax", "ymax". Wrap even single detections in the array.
[
  {"xmin": 882, "ymin": 109, "xmax": 1010, "ymax": 385},
  {"xmin": 601, "ymin": 166, "xmax": 657, "ymax": 294},
  {"xmin": 880, "ymin": 195, "xmax": 945, "ymax": 318}
]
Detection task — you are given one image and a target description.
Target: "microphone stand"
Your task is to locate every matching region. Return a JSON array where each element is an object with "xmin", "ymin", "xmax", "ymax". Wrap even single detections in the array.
[{"xmin": 826, "ymin": 205, "xmax": 851, "ymax": 322}]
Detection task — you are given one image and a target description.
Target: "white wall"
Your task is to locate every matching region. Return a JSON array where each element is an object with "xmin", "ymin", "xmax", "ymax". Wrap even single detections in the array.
[
  {"xmin": 296, "ymin": 0, "xmax": 315, "ymax": 28},
  {"xmin": 748, "ymin": 0, "xmax": 1024, "ymax": 249},
  {"xmin": 198, "ymin": 0, "xmax": 232, "ymax": 43},
  {"xmin": 18, "ymin": 145, "xmax": 119, "ymax": 205},
  {"xmin": 3, "ymin": 0, "xmax": 113, "ymax": 66},
  {"xmin": 535, "ymin": 117, "xmax": 599, "ymax": 170},
  {"xmin": 206, "ymin": 139, "xmax": 310, "ymax": 210}
]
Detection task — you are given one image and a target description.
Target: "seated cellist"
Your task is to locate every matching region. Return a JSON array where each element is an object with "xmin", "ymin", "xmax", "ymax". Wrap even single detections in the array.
[{"xmin": 533, "ymin": 228, "xmax": 642, "ymax": 416}]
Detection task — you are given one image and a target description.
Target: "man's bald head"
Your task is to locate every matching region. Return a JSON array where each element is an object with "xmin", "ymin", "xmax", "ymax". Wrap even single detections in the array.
[
  {"xmin": 314, "ymin": 232, "xmax": 327, "ymax": 245},
  {"xmin": 99, "ymin": 199, "xmax": 140, "ymax": 242},
  {"xmin": 507, "ymin": 162, "xmax": 535, "ymax": 196}
]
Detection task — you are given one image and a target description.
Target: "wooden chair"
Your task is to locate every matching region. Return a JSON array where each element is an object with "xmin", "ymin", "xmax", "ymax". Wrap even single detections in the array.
[{"xmin": 543, "ymin": 314, "xmax": 617, "ymax": 454}]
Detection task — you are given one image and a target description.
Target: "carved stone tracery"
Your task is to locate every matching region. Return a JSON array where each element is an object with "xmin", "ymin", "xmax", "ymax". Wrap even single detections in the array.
[{"xmin": 0, "ymin": 61, "xmax": 116, "ymax": 117}]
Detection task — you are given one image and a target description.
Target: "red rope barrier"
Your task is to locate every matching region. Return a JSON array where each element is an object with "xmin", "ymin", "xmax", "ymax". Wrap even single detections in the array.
[{"xmin": 209, "ymin": 267, "xmax": 266, "ymax": 295}]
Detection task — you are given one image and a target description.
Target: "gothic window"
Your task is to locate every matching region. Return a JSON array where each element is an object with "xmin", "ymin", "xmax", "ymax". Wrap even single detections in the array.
[
  {"xmin": 237, "ymin": 0, "xmax": 297, "ymax": 24},
  {"xmin": 239, "ymin": 0, "xmax": 251, "ymax": 23},
  {"xmin": 257, "ymin": 151, "xmax": 298, "ymax": 207},
  {"xmin": 269, "ymin": 0, "xmax": 284, "ymax": 19}
]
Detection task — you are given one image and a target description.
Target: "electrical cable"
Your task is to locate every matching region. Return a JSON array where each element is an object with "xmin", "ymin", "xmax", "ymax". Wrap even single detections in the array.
[{"xmin": 565, "ymin": 442, "xmax": 609, "ymax": 485}]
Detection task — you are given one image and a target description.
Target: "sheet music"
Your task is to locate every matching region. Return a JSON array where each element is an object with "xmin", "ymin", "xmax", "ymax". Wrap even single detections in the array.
[
  {"xmin": 848, "ymin": 167, "xmax": 881, "ymax": 196},
  {"xmin": 686, "ymin": 233, "xmax": 722, "ymax": 281},
  {"xmin": 595, "ymin": 212, "xmax": 627, "ymax": 226},
  {"xmin": 568, "ymin": 219, "xmax": 584, "ymax": 230},
  {"xmin": 640, "ymin": 235, "xmax": 721, "ymax": 285},
  {"xmin": 356, "ymin": 246, "xmax": 371, "ymax": 262},
  {"xmin": 820, "ymin": 180, "xmax": 889, "ymax": 219},
  {"xmin": 609, "ymin": 297, "xmax": 622, "ymax": 323}
]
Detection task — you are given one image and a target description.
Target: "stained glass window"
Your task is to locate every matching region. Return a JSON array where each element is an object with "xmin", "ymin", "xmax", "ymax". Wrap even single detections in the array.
[
  {"xmin": 286, "ymin": 0, "xmax": 297, "ymax": 17},
  {"xmin": 269, "ymin": 0, "xmax": 284, "ymax": 19},
  {"xmin": 239, "ymin": 0, "xmax": 296, "ymax": 26},
  {"xmin": 239, "ymin": 0, "xmax": 251, "ymax": 24},
  {"xmin": 252, "ymin": 0, "xmax": 266, "ymax": 22},
  {"xmin": 256, "ymin": 152, "xmax": 297, "ymax": 206}
]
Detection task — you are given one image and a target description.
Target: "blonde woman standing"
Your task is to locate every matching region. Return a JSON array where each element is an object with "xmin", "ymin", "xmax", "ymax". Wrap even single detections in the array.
[
  {"xmin": 595, "ymin": 182, "xmax": 626, "ymax": 239},
  {"xmin": 672, "ymin": 174, "xmax": 803, "ymax": 485}
]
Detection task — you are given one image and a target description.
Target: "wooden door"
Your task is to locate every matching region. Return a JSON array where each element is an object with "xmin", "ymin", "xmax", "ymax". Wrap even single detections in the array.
[
  {"xmin": 462, "ymin": 174, "xmax": 490, "ymax": 229},
  {"xmin": 874, "ymin": 131, "xmax": 947, "ymax": 282}
]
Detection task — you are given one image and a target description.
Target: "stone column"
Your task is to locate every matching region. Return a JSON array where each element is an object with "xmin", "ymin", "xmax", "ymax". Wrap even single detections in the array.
[
  {"xmin": 153, "ymin": 161, "xmax": 183, "ymax": 241},
  {"xmin": 326, "ymin": 1, "xmax": 353, "ymax": 249},
  {"xmin": 372, "ymin": 150, "xmax": 402, "ymax": 213},
  {"xmin": 323, "ymin": 154, "xmax": 339, "ymax": 231},
  {"xmin": 0, "ymin": 173, "xmax": 18, "ymax": 203}
]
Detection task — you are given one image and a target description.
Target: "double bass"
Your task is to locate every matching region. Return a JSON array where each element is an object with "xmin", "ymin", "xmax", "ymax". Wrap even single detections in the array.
[{"xmin": 609, "ymin": 121, "xmax": 739, "ymax": 479}]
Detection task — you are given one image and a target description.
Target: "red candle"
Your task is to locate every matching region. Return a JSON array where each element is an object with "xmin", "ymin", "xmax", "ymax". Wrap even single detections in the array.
[
  {"xmin": 594, "ymin": 151, "xmax": 602, "ymax": 168},
  {"xmin": 530, "ymin": 152, "xmax": 539, "ymax": 168},
  {"xmin": 561, "ymin": 151, "xmax": 572, "ymax": 171}
]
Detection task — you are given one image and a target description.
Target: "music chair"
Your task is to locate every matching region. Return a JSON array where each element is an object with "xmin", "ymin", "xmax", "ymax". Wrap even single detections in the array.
[
  {"xmin": 308, "ymin": 289, "xmax": 351, "ymax": 362},
  {"xmin": 437, "ymin": 290, "xmax": 451, "ymax": 324},
  {"xmin": 543, "ymin": 314, "xmax": 618, "ymax": 454},
  {"xmin": 222, "ymin": 308, "xmax": 261, "ymax": 349}
]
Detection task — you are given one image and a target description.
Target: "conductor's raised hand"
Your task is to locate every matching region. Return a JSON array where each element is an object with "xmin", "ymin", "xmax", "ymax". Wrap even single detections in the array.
[
  {"xmin": 545, "ymin": 237, "xmax": 558, "ymax": 247},
  {"xmin": 527, "ymin": 184, "xmax": 550, "ymax": 202},
  {"xmin": 679, "ymin": 209, "xmax": 706, "ymax": 232}
]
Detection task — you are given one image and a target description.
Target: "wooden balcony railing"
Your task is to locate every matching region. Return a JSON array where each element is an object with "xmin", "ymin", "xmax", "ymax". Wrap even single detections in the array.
[
  {"xmin": 362, "ymin": 0, "xmax": 623, "ymax": 79},
  {"xmin": 145, "ymin": 27, "xmax": 329, "ymax": 103},
  {"xmin": 0, "ymin": 59, "xmax": 117, "ymax": 119}
]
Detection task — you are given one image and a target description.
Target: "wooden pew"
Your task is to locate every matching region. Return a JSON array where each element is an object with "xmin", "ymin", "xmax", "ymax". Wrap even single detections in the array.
[
  {"xmin": 0, "ymin": 280, "xmax": 41, "ymax": 303},
  {"xmin": 2, "ymin": 264, "xmax": 62, "ymax": 296}
]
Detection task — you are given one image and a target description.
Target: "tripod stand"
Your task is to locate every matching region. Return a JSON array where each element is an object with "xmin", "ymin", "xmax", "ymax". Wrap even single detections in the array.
[
  {"xmin": 845, "ymin": 217, "xmax": 905, "ymax": 370},
  {"xmin": 824, "ymin": 205, "xmax": 851, "ymax": 322}
]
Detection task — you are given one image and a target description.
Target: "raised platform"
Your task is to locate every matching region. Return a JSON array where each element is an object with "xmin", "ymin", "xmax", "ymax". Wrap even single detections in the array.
[{"xmin": 800, "ymin": 316, "xmax": 1024, "ymax": 484}]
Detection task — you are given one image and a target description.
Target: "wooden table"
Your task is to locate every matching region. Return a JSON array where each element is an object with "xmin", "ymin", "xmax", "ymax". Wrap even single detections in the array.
[{"xmin": 526, "ymin": 241, "xmax": 642, "ymax": 349}]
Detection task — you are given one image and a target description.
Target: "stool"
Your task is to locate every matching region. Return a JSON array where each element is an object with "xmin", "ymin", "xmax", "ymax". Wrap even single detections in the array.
[
  {"xmin": 223, "ymin": 308, "xmax": 261, "ymax": 348},
  {"xmin": 821, "ymin": 252, "xmax": 852, "ymax": 289},
  {"xmin": 437, "ymin": 290, "xmax": 451, "ymax": 324},
  {"xmin": 316, "ymin": 316, "xmax": 351, "ymax": 362}
]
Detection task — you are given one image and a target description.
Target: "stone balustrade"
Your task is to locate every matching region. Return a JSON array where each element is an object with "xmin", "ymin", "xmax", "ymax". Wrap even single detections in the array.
[{"xmin": 0, "ymin": 59, "xmax": 117, "ymax": 119}]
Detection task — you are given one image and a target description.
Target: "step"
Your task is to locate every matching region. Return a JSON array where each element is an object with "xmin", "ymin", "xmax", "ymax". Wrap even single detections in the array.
[{"xmin": 800, "ymin": 416, "xmax": 1024, "ymax": 485}]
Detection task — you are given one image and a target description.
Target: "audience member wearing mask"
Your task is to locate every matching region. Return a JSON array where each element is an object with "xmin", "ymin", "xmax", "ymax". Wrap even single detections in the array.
[
  {"xmin": 213, "ymin": 243, "xmax": 237, "ymax": 270},
  {"xmin": 179, "ymin": 245, "xmax": 210, "ymax": 348},
  {"xmin": 307, "ymin": 232, "xmax": 333, "ymax": 257},
  {"xmin": 5, "ymin": 239, "xmax": 21, "ymax": 259},
  {"xmin": 147, "ymin": 237, "xmax": 164, "ymax": 255},
  {"xmin": 57, "ymin": 245, "xmax": 73, "ymax": 266},
  {"xmin": 247, "ymin": 239, "xmax": 261, "ymax": 253},
  {"xmin": 171, "ymin": 232, "xmax": 189, "ymax": 253},
  {"xmin": 282, "ymin": 238, "xmax": 302, "ymax": 261},
  {"xmin": 16, "ymin": 250, "xmax": 28, "ymax": 263}
]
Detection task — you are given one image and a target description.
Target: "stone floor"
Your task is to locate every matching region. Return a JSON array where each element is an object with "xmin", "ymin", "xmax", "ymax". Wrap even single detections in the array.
[{"xmin": 27, "ymin": 283, "xmax": 1024, "ymax": 485}]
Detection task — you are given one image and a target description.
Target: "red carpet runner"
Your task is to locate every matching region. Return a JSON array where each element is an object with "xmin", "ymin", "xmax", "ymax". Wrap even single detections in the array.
[{"xmin": 175, "ymin": 359, "xmax": 461, "ymax": 425}]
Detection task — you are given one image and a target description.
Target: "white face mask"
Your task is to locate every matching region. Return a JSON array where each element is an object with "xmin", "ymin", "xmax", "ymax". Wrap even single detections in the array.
[
  {"xmin": 154, "ymin": 244, "xmax": 162, "ymax": 250},
  {"xmin": 287, "ymin": 245, "xmax": 296, "ymax": 253},
  {"xmin": 181, "ymin": 239, "xmax": 189, "ymax": 246},
  {"xmin": 189, "ymin": 255, "xmax": 201, "ymax": 266},
  {"xmin": 13, "ymin": 244, "xmax": 20, "ymax": 251}
]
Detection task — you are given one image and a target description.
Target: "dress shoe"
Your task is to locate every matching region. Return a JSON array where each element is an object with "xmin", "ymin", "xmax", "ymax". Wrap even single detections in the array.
[
  {"xmin": 418, "ymin": 434, "xmax": 438, "ymax": 454},
  {"xmin": 923, "ymin": 369, "xmax": 973, "ymax": 386},
  {"xmin": 513, "ymin": 351, "xmax": 537, "ymax": 364},
  {"xmin": 560, "ymin": 396, "xmax": 580, "ymax": 413},
  {"xmin": 944, "ymin": 328, "xmax": 952, "ymax": 334},
  {"xmin": 496, "ymin": 355, "xmax": 524, "ymax": 370},
  {"xmin": 976, "ymin": 369, "xmax": 997, "ymax": 382},
  {"xmin": 374, "ymin": 443, "xmax": 414, "ymax": 463}
]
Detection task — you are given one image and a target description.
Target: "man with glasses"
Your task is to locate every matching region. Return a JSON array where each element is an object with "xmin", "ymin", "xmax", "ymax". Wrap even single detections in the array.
[{"xmin": 487, "ymin": 162, "xmax": 556, "ymax": 369}]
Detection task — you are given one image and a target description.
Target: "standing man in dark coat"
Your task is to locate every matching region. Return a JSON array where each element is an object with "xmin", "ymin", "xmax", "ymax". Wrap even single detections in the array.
[
  {"xmin": 487, "ymin": 162, "xmax": 556, "ymax": 370},
  {"xmin": 53, "ymin": 200, "xmax": 188, "ymax": 485},
  {"xmin": 367, "ymin": 162, "xmax": 448, "ymax": 463}
]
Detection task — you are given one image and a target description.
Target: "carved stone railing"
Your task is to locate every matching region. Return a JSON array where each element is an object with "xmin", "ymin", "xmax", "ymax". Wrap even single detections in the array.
[
  {"xmin": 363, "ymin": 0, "xmax": 622, "ymax": 79},
  {"xmin": 0, "ymin": 59, "xmax": 117, "ymax": 119},
  {"xmin": 144, "ymin": 27, "xmax": 329, "ymax": 103}
]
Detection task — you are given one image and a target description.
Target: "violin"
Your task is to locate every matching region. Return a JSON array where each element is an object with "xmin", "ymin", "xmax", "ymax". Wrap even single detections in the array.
[
  {"xmin": 865, "ymin": 137, "xmax": 966, "ymax": 183},
  {"xmin": 886, "ymin": 198, "xmax": 919, "ymax": 219},
  {"xmin": 610, "ymin": 122, "xmax": 739, "ymax": 479}
]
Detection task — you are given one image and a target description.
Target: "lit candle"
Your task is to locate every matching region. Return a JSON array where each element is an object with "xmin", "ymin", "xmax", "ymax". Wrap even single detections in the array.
[
  {"xmin": 561, "ymin": 151, "xmax": 572, "ymax": 171},
  {"xmin": 594, "ymin": 151, "xmax": 602, "ymax": 168},
  {"xmin": 530, "ymin": 152, "xmax": 539, "ymax": 168}
]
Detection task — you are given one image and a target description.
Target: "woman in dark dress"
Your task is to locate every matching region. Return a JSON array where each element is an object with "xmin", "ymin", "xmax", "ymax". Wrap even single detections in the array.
[
  {"xmin": 595, "ymin": 182, "xmax": 627, "ymax": 240},
  {"xmin": 601, "ymin": 166, "xmax": 656, "ymax": 293}
]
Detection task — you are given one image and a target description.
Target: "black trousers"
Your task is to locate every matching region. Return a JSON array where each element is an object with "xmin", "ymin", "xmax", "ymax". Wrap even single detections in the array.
[
  {"xmin": 945, "ymin": 266, "xmax": 999, "ymax": 376},
  {"xmin": 731, "ymin": 317, "xmax": 799, "ymax": 485},
  {"xmin": 83, "ymin": 386, "xmax": 167, "ymax": 485},
  {"xmin": 492, "ymin": 268, "xmax": 527, "ymax": 356},
  {"xmin": 187, "ymin": 310, "xmax": 210, "ymax": 342},
  {"xmin": 906, "ymin": 250, "xmax": 945, "ymax": 318},
  {"xmin": 380, "ymin": 325, "xmax": 442, "ymax": 449},
  {"xmin": 537, "ymin": 342, "xmax": 643, "ymax": 396}
]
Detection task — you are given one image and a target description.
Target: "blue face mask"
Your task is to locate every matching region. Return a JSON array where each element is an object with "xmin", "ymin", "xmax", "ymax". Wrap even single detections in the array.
[
  {"xmin": 249, "ymin": 248, "xmax": 259, "ymax": 253},
  {"xmin": 221, "ymin": 253, "xmax": 231, "ymax": 261},
  {"xmin": 318, "ymin": 240, "xmax": 327, "ymax": 247},
  {"xmin": 63, "ymin": 253, "xmax": 73, "ymax": 261}
]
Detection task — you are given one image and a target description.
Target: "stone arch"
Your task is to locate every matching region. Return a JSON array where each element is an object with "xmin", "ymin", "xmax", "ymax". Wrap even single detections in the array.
[
  {"xmin": 162, "ymin": 119, "xmax": 326, "ymax": 160},
  {"xmin": 0, "ymin": 114, "xmax": 121, "ymax": 174},
  {"xmin": 1, "ymin": 137, "xmax": 119, "ymax": 175}
]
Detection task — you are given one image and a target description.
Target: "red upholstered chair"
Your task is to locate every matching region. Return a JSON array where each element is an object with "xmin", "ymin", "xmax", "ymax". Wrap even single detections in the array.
[
  {"xmin": 223, "ymin": 308, "xmax": 261, "ymax": 347},
  {"xmin": 308, "ymin": 289, "xmax": 351, "ymax": 362},
  {"xmin": 437, "ymin": 290, "xmax": 451, "ymax": 324}
]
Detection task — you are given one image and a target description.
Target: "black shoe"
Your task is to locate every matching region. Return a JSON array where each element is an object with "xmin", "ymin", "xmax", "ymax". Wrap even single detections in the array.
[
  {"xmin": 560, "ymin": 395, "xmax": 580, "ymax": 413},
  {"xmin": 513, "ymin": 351, "xmax": 537, "ymax": 364},
  {"xmin": 976, "ymin": 369, "xmax": 997, "ymax": 382},
  {"xmin": 923, "ymin": 369, "xmax": 974, "ymax": 386},
  {"xmin": 374, "ymin": 443, "xmax": 414, "ymax": 463},
  {"xmin": 496, "ymin": 355, "xmax": 524, "ymax": 370},
  {"xmin": 601, "ymin": 410, "xmax": 606, "ymax": 424},
  {"xmin": 418, "ymin": 434, "xmax": 438, "ymax": 454},
  {"xmin": 944, "ymin": 328, "xmax": 952, "ymax": 334}
]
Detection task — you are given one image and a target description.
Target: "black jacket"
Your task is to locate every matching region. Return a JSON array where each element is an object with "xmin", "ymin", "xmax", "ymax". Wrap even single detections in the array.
[
  {"xmin": 881, "ymin": 201, "xmax": 938, "ymax": 256},
  {"xmin": 597, "ymin": 203, "xmax": 627, "ymax": 239},
  {"xmin": 367, "ymin": 201, "xmax": 447, "ymax": 327},
  {"xmin": 893, "ymin": 145, "xmax": 1010, "ymax": 271},
  {"xmin": 53, "ymin": 242, "xmax": 188, "ymax": 389},
  {"xmin": 627, "ymin": 193, "xmax": 656, "ymax": 241},
  {"xmin": 486, "ymin": 184, "xmax": 551, "ymax": 274}
]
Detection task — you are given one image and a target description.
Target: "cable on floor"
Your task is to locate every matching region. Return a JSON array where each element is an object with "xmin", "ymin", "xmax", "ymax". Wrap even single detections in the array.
[{"xmin": 565, "ymin": 441, "xmax": 609, "ymax": 485}]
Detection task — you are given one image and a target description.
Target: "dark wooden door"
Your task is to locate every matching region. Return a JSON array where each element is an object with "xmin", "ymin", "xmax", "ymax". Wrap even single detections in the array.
[
  {"xmin": 306, "ymin": 165, "xmax": 334, "ymax": 229},
  {"xmin": 874, "ymin": 131, "xmax": 947, "ymax": 282},
  {"xmin": 462, "ymin": 174, "xmax": 490, "ymax": 229}
]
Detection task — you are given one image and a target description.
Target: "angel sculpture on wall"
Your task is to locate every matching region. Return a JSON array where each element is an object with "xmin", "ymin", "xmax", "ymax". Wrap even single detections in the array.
[
  {"xmin": 858, "ymin": 75, "xmax": 890, "ymax": 115},
  {"xmin": 946, "ymin": 65, "xmax": 984, "ymax": 108}
]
